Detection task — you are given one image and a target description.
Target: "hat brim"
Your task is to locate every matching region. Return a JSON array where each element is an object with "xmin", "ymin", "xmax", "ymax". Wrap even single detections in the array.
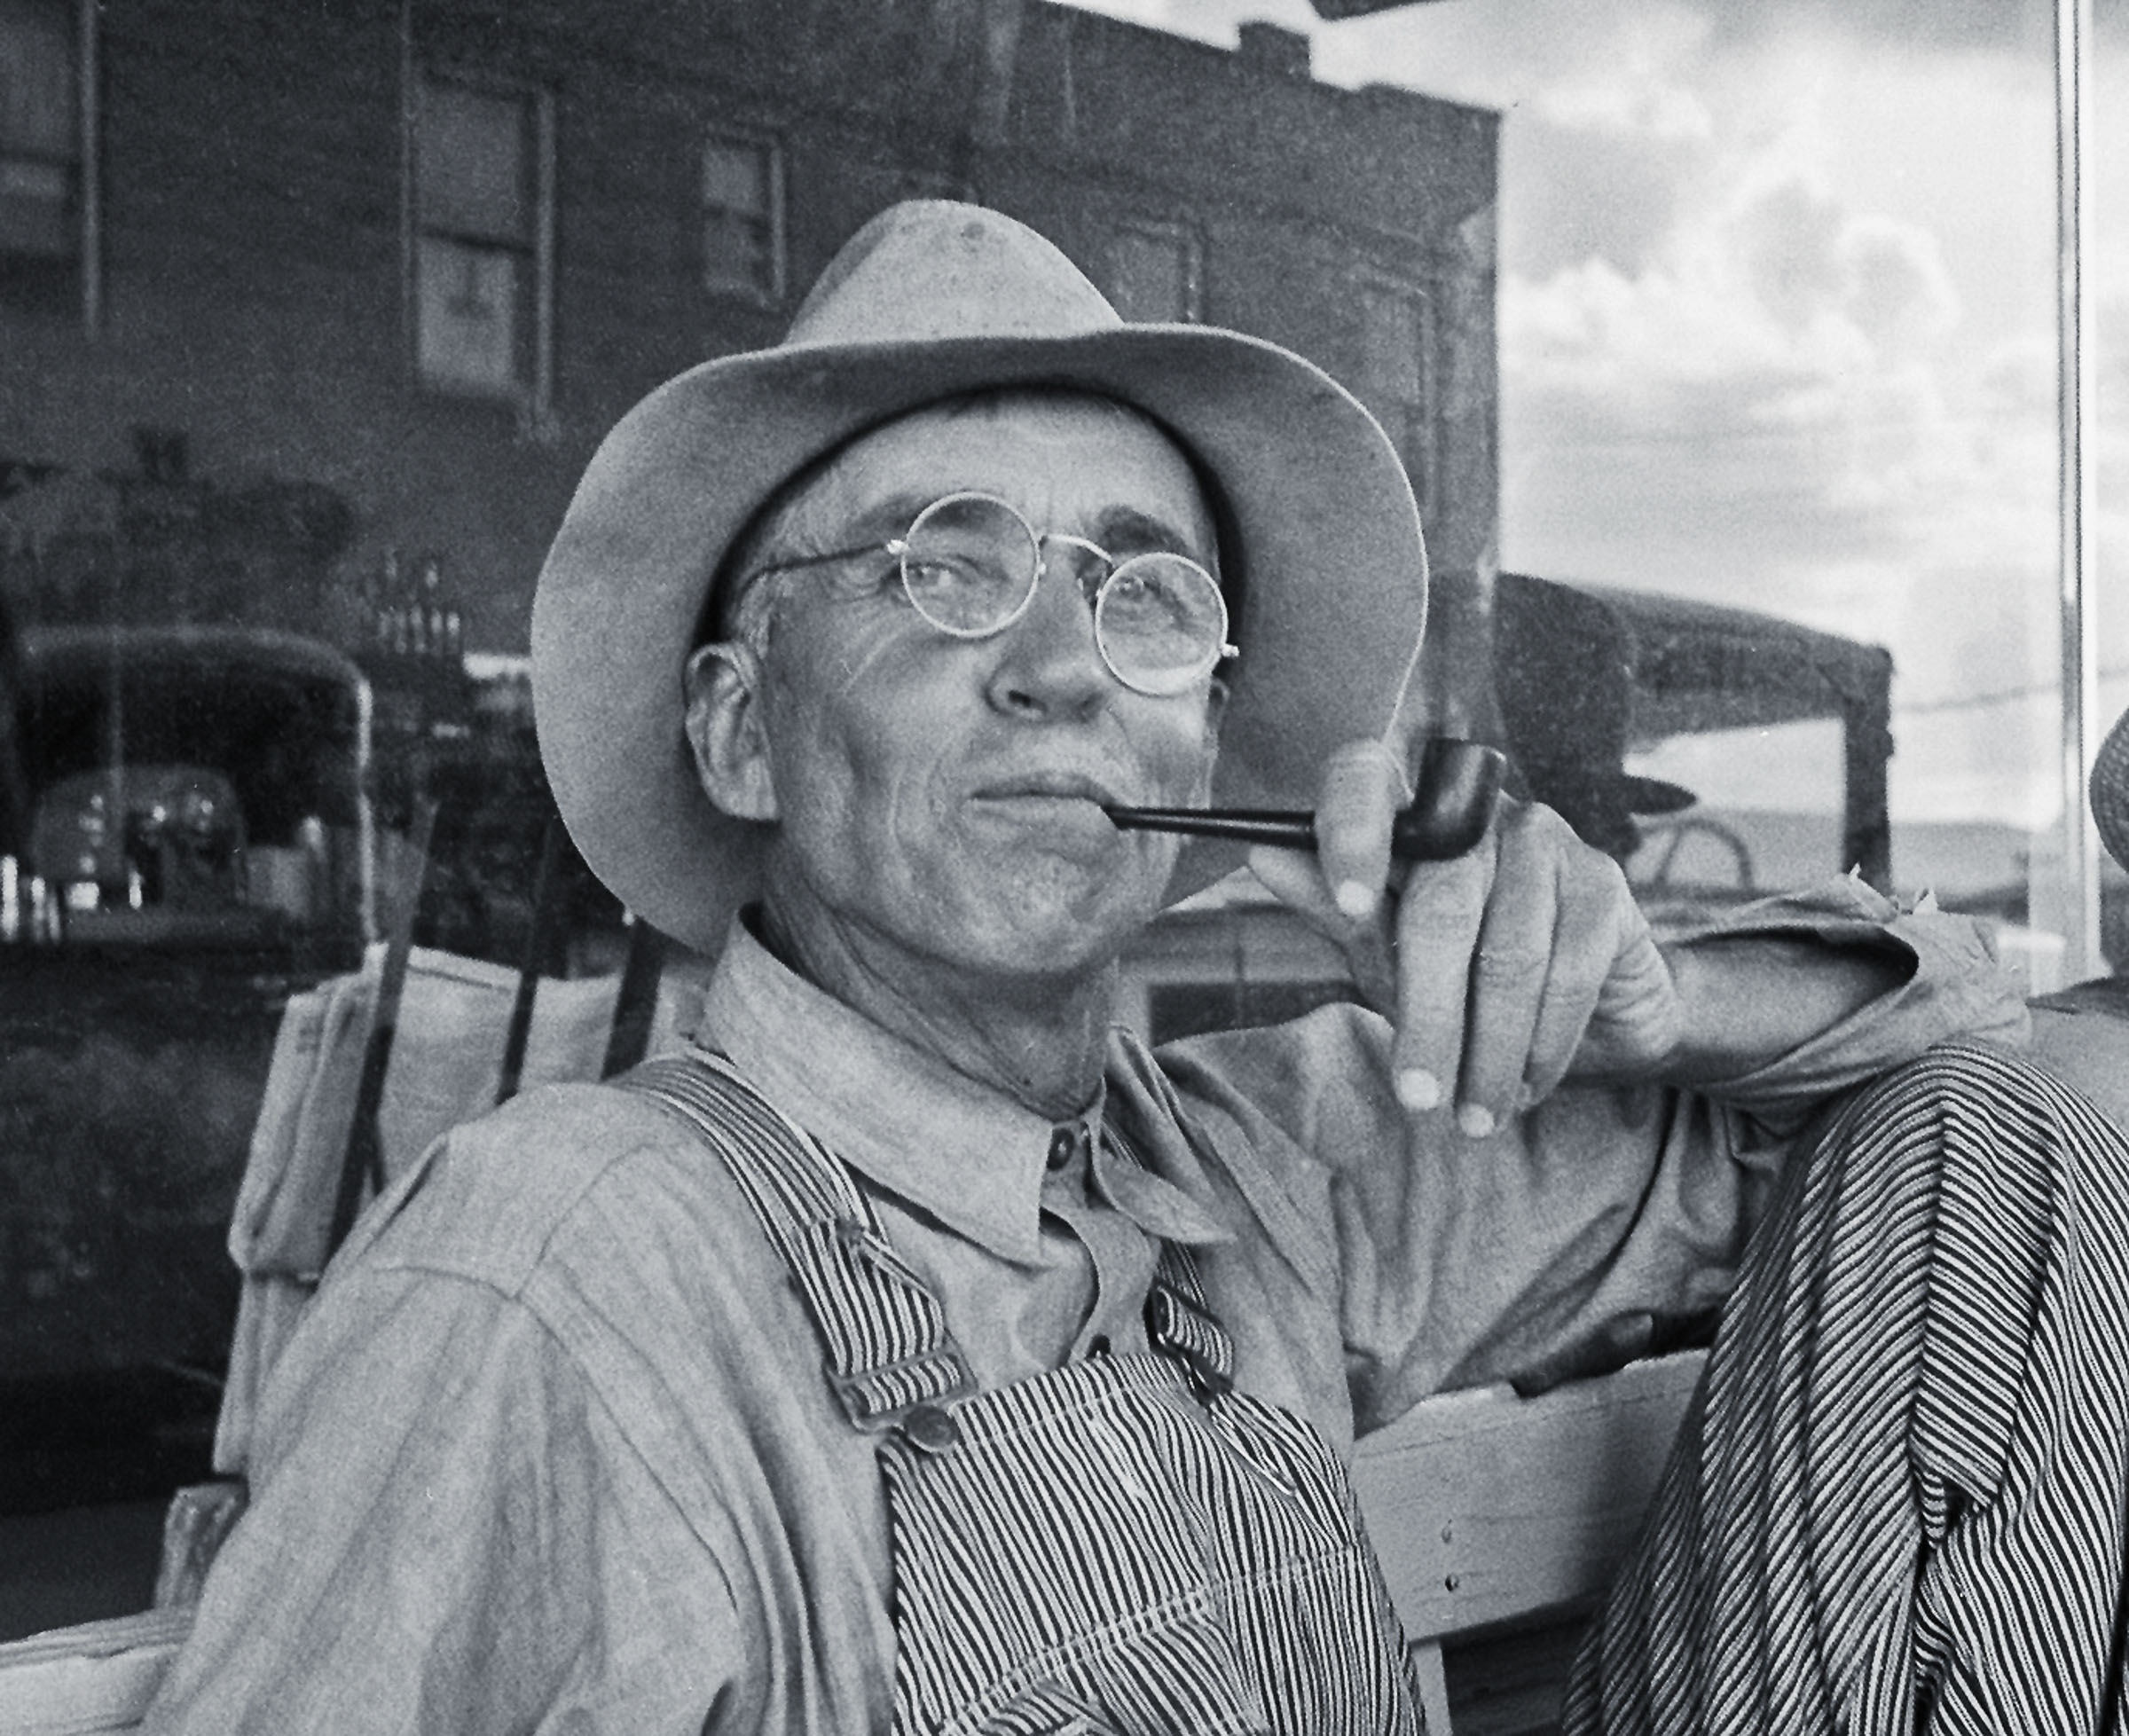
[
  {"xmin": 1620, "ymin": 774, "xmax": 1698, "ymax": 816},
  {"xmin": 532, "ymin": 324, "xmax": 1427, "ymax": 954}
]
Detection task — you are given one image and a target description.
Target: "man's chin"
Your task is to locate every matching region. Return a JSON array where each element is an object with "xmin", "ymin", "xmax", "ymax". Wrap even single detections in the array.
[{"xmin": 935, "ymin": 884, "xmax": 1159, "ymax": 985}]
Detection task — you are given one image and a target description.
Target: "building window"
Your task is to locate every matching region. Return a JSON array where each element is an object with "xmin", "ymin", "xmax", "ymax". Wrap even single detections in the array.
[
  {"xmin": 703, "ymin": 130, "xmax": 783, "ymax": 304},
  {"xmin": 411, "ymin": 71, "xmax": 553, "ymax": 405},
  {"xmin": 1106, "ymin": 219, "xmax": 1200, "ymax": 323},
  {"xmin": 0, "ymin": 0, "xmax": 82, "ymax": 308},
  {"xmin": 1355, "ymin": 278, "xmax": 1435, "ymax": 514}
]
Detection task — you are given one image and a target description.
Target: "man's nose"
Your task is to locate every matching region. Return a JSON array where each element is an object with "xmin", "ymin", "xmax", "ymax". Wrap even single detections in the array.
[{"xmin": 984, "ymin": 544, "xmax": 1110, "ymax": 716}]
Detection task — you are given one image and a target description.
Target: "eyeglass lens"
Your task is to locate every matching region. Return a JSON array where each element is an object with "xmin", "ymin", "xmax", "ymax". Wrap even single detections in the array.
[
  {"xmin": 900, "ymin": 494, "xmax": 1039, "ymax": 634},
  {"xmin": 900, "ymin": 494, "xmax": 1227, "ymax": 694}
]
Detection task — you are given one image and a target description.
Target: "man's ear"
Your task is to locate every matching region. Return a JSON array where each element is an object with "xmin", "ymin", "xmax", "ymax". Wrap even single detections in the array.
[{"xmin": 683, "ymin": 643, "xmax": 780, "ymax": 821}]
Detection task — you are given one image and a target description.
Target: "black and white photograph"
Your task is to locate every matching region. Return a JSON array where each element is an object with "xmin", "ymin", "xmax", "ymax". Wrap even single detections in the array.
[{"xmin": 2, "ymin": 1, "xmax": 2125, "ymax": 1730}]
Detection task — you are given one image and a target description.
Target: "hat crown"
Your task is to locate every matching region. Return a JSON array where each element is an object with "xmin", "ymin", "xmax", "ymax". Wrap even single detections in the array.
[{"xmin": 785, "ymin": 200, "xmax": 1124, "ymax": 348}]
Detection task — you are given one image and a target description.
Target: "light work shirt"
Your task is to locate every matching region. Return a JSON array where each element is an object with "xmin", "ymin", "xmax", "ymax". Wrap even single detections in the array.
[{"xmin": 143, "ymin": 880, "xmax": 2028, "ymax": 1736}]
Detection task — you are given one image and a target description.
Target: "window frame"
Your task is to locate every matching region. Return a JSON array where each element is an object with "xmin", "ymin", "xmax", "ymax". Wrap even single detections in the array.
[
  {"xmin": 700, "ymin": 125, "xmax": 786, "ymax": 309},
  {"xmin": 1104, "ymin": 215, "xmax": 1204, "ymax": 325},
  {"xmin": 404, "ymin": 64, "xmax": 557, "ymax": 419},
  {"xmin": 0, "ymin": 0, "xmax": 98, "ymax": 327}
]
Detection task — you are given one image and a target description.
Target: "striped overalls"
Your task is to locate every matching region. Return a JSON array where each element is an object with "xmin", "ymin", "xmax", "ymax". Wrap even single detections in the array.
[
  {"xmin": 628, "ymin": 1053, "xmax": 1423, "ymax": 1736},
  {"xmin": 1565, "ymin": 1040, "xmax": 2129, "ymax": 1734}
]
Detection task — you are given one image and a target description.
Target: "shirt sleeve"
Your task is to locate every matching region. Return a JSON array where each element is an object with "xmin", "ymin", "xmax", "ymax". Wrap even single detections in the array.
[
  {"xmin": 1651, "ymin": 874, "xmax": 2031, "ymax": 1124},
  {"xmin": 1155, "ymin": 877, "xmax": 2031, "ymax": 1433},
  {"xmin": 139, "ymin": 1261, "xmax": 746, "ymax": 1735}
]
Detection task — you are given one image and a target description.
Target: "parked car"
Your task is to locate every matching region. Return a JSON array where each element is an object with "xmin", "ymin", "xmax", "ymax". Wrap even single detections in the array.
[{"xmin": 0, "ymin": 624, "xmax": 372, "ymax": 1510}]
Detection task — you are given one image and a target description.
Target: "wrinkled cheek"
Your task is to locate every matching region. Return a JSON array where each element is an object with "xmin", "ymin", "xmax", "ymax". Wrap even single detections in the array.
[
  {"xmin": 879, "ymin": 787, "xmax": 965, "ymax": 912},
  {"xmin": 802, "ymin": 747, "xmax": 963, "ymax": 916},
  {"xmin": 817, "ymin": 632, "xmax": 906, "ymax": 700}
]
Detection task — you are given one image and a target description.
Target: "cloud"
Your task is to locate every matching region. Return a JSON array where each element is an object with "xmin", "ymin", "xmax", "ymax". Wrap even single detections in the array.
[
  {"xmin": 1070, "ymin": 0, "xmax": 2108, "ymax": 821},
  {"xmin": 1464, "ymin": 13, "xmax": 2082, "ymax": 829},
  {"xmin": 1504, "ymin": 122, "xmax": 1702, "ymax": 279},
  {"xmin": 1692, "ymin": 0, "xmax": 2054, "ymax": 54},
  {"xmin": 1499, "ymin": 131, "xmax": 2076, "ymax": 823}
]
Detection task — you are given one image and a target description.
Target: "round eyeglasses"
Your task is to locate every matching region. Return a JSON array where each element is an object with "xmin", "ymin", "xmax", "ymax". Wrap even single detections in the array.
[{"xmin": 742, "ymin": 491, "xmax": 1237, "ymax": 697}]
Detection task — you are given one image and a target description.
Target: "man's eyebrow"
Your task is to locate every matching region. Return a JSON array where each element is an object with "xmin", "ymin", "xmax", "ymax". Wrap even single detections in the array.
[
  {"xmin": 1095, "ymin": 506, "xmax": 1210, "ymax": 562},
  {"xmin": 835, "ymin": 492, "xmax": 934, "ymax": 546},
  {"xmin": 761, "ymin": 491, "xmax": 928, "ymax": 568}
]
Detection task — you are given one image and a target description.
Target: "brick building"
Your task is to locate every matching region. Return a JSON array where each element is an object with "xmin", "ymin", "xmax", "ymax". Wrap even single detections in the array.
[{"xmin": 2, "ymin": 0, "xmax": 1498, "ymax": 719}]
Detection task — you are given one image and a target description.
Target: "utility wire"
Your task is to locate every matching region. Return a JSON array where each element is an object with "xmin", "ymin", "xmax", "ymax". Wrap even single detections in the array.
[{"xmin": 1897, "ymin": 664, "xmax": 2129, "ymax": 717}]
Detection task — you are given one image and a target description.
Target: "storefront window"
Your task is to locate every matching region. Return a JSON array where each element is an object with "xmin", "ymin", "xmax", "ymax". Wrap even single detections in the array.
[
  {"xmin": 4, "ymin": 0, "xmax": 2117, "ymax": 1643},
  {"xmin": 1086, "ymin": 0, "xmax": 2108, "ymax": 1000}
]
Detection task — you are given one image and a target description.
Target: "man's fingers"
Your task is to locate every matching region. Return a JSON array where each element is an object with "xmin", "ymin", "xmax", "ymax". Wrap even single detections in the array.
[
  {"xmin": 1273, "ymin": 763, "xmax": 1684, "ymax": 1129},
  {"xmin": 1312, "ymin": 740, "xmax": 1405, "ymax": 921},
  {"xmin": 1245, "ymin": 842, "xmax": 1338, "ymax": 925},
  {"xmin": 1511, "ymin": 833, "xmax": 1681, "ymax": 1098},
  {"xmin": 1389, "ymin": 840, "xmax": 1495, "ymax": 1117},
  {"xmin": 1574, "ymin": 922, "xmax": 1684, "ymax": 1077},
  {"xmin": 1521, "ymin": 962, "xmax": 1606, "ymax": 1104},
  {"xmin": 1449, "ymin": 841, "xmax": 1559, "ymax": 1135},
  {"xmin": 1246, "ymin": 843, "xmax": 1398, "ymax": 1010}
]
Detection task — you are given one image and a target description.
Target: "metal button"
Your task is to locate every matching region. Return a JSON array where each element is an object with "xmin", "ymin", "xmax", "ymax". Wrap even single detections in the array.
[
  {"xmin": 900, "ymin": 1404, "xmax": 961, "ymax": 1454},
  {"xmin": 1047, "ymin": 1126, "xmax": 1080, "ymax": 1172}
]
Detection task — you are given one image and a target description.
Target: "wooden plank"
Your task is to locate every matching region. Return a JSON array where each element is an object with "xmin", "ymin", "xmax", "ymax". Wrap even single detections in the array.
[
  {"xmin": 1353, "ymin": 1350, "xmax": 1705, "ymax": 1640},
  {"xmin": 153, "ymin": 1481, "xmax": 247, "ymax": 1611},
  {"xmin": 0, "ymin": 1606, "xmax": 192, "ymax": 1733},
  {"xmin": 1409, "ymin": 1638, "xmax": 1453, "ymax": 1733}
]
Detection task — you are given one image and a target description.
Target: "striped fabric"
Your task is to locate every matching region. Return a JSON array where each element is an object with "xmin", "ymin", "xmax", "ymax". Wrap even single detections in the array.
[
  {"xmin": 1143, "ymin": 1245, "xmax": 1237, "ymax": 1398},
  {"xmin": 625, "ymin": 1052, "xmax": 1423, "ymax": 1736},
  {"xmin": 879, "ymin": 1356, "xmax": 1418, "ymax": 1736},
  {"xmin": 627, "ymin": 1054, "xmax": 974, "ymax": 1426},
  {"xmin": 1564, "ymin": 1040, "xmax": 2129, "ymax": 1734}
]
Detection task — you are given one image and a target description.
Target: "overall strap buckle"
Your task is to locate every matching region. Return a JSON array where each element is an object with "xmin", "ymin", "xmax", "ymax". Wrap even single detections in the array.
[
  {"xmin": 829, "ymin": 1353, "xmax": 976, "ymax": 1451},
  {"xmin": 621, "ymin": 1055, "xmax": 977, "ymax": 1449},
  {"xmin": 1143, "ymin": 1276, "xmax": 1234, "ymax": 1404}
]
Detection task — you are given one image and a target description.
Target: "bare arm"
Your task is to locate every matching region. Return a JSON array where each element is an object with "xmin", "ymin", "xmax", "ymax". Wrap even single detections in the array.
[{"xmin": 1593, "ymin": 932, "xmax": 1913, "ymax": 1089}]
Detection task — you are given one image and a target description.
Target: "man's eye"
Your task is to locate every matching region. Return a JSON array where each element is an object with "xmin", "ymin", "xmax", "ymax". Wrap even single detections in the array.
[
  {"xmin": 901, "ymin": 559, "xmax": 962, "ymax": 596},
  {"xmin": 822, "ymin": 559, "xmax": 905, "ymax": 600}
]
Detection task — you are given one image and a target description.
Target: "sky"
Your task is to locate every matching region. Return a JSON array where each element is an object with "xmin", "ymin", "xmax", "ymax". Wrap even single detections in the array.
[{"xmin": 1066, "ymin": 0, "xmax": 2128, "ymax": 831}]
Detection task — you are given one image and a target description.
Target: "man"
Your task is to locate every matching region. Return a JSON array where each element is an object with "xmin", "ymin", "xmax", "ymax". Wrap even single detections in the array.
[{"xmin": 145, "ymin": 204, "xmax": 2115, "ymax": 1732}]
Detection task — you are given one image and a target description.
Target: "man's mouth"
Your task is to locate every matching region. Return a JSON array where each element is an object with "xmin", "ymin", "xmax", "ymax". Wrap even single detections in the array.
[
  {"xmin": 973, "ymin": 771, "xmax": 1126, "ymax": 809},
  {"xmin": 966, "ymin": 772, "xmax": 1149, "ymax": 842}
]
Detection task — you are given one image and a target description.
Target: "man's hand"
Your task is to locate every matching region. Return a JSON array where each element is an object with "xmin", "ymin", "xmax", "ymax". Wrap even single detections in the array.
[{"xmin": 1247, "ymin": 741, "xmax": 1684, "ymax": 1135}]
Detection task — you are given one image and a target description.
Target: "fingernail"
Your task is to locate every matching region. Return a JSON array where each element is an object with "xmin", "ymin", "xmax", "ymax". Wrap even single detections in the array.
[
  {"xmin": 1334, "ymin": 879, "xmax": 1376, "ymax": 919},
  {"xmin": 1457, "ymin": 1104, "xmax": 1497, "ymax": 1139},
  {"xmin": 1396, "ymin": 1069, "xmax": 1442, "ymax": 1112}
]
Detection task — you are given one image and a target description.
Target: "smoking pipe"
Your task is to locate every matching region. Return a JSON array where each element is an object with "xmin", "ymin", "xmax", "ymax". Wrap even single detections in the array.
[{"xmin": 1104, "ymin": 739, "xmax": 1506, "ymax": 863}]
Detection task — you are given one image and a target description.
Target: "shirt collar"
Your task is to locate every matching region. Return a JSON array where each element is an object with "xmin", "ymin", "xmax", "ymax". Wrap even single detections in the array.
[
  {"xmin": 1087, "ymin": 1140, "xmax": 1230, "ymax": 1246},
  {"xmin": 699, "ymin": 917, "xmax": 1088, "ymax": 1264}
]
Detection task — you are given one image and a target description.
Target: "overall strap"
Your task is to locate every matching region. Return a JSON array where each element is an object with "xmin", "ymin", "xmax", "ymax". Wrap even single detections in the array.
[
  {"xmin": 623, "ymin": 1052, "xmax": 974, "ymax": 1431},
  {"xmin": 1103, "ymin": 1122, "xmax": 1237, "ymax": 1403}
]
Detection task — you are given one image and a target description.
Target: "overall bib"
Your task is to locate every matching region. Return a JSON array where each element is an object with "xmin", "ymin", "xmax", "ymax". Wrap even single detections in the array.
[{"xmin": 628, "ymin": 1052, "xmax": 1424, "ymax": 1736}]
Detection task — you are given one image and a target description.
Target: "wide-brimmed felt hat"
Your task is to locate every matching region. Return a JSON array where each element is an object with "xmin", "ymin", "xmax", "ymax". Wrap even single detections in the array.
[
  {"xmin": 2094, "ymin": 705, "xmax": 2129, "ymax": 876},
  {"xmin": 532, "ymin": 200, "xmax": 1427, "ymax": 953}
]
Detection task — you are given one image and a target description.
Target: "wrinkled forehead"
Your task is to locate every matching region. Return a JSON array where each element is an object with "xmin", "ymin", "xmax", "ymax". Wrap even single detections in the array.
[{"xmin": 782, "ymin": 387, "xmax": 1218, "ymax": 558}]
